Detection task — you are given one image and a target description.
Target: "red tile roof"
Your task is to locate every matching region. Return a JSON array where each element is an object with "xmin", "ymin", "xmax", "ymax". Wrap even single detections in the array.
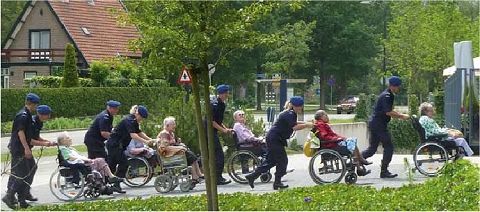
[{"xmin": 49, "ymin": 0, "xmax": 141, "ymax": 63}]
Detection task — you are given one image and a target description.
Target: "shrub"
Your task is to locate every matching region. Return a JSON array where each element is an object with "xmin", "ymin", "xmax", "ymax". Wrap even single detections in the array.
[
  {"xmin": 408, "ymin": 94, "xmax": 419, "ymax": 116},
  {"xmin": 0, "ymin": 87, "xmax": 176, "ymax": 122},
  {"xmin": 26, "ymin": 160, "xmax": 479, "ymax": 211},
  {"xmin": 61, "ymin": 43, "xmax": 79, "ymax": 87},
  {"xmin": 434, "ymin": 90, "xmax": 445, "ymax": 127},
  {"xmin": 89, "ymin": 61, "xmax": 110, "ymax": 86},
  {"xmin": 368, "ymin": 93, "xmax": 377, "ymax": 117},
  {"xmin": 388, "ymin": 118, "xmax": 419, "ymax": 151},
  {"xmin": 354, "ymin": 93, "xmax": 367, "ymax": 122}
]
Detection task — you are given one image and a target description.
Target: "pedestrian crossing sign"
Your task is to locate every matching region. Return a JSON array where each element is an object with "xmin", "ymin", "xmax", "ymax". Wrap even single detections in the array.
[{"xmin": 178, "ymin": 69, "xmax": 192, "ymax": 84}]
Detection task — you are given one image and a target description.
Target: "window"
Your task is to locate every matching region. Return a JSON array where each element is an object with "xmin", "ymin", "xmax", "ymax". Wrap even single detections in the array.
[
  {"xmin": 82, "ymin": 27, "xmax": 91, "ymax": 35},
  {"xmin": 1, "ymin": 76, "xmax": 9, "ymax": 89},
  {"xmin": 30, "ymin": 30, "xmax": 50, "ymax": 60},
  {"xmin": 24, "ymin": 71, "xmax": 37, "ymax": 88}
]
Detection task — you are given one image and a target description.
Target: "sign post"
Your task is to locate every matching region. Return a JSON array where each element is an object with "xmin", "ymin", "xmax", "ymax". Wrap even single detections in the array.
[{"xmin": 328, "ymin": 77, "xmax": 335, "ymax": 106}]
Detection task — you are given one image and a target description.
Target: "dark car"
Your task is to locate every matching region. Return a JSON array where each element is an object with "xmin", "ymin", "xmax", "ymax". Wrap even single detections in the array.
[{"xmin": 336, "ymin": 96, "xmax": 359, "ymax": 114}]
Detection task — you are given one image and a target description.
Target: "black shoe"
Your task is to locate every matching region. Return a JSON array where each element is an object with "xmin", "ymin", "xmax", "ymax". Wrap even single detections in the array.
[
  {"xmin": 361, "ymin": 160, "xmax": 373, "ymax": 166},
  {"xmin": 273, "ymin": 182, "xmax": 289, "ymax": 190},
  {"xmin": 26, "ymin": 193, "xmax": 38, "ymax": 202},
  {"xmin": 217, "ymin": 179, "xmax": 231, "ymax": 185},
  {"xmin": 19, "ymin": 201, "xmax": 31, "ymax": 209},
  {"xmin": 113, "ymin": 185, "xmax": 127, "ymax": 194},
  {"xmin": 108, "ymin": 176, "xmax": 124, "ymax": 184},
  {"xmin": 2, "ymin": 194, "xmax": 17, "ymax": 209},
  {"xmin": 380, "ymin": 170, "xmax": 398, "ymax": 178},
  {"xmin": 357, "ymin": 168, "xmax": 371, "ymax": 176},
  {"xmin": 245, "ymin": 174, "xmax": 255, "ymax": 189}
]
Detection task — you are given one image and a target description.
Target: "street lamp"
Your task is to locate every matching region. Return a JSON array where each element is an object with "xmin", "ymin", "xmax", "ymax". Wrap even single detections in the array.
[{"xmin": 361, "ymin": 0, "xmax": 388, "ymax": 90}]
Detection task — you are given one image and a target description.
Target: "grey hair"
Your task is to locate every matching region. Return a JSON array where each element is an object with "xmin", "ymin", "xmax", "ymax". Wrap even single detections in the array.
[
  {"xmin": 57, "ymin": 131, "xmax": 70, "ymax": 145},
  {"xmin": 163, "ymin": 116, "xmax": 176, "ymax": 129},
  {"xmin": 314, "ymin": 110, "xmax": 327, "ymax": 120},
  {"xmin": 233, "ymin": 110, "xmax": 245, "ymax": 119},
  {"xmin": 419, "ymin": 102, "xmax": 433, "ymax": 116}
]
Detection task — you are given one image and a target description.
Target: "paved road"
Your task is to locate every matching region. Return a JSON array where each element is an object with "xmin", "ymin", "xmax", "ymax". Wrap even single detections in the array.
[{"xmin": 3, "ymin": 153, "xmax": 477, "ymax": 210}]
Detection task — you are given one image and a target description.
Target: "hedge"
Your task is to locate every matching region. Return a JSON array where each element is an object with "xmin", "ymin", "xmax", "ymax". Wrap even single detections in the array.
[
  {"xmin": 24, "ymin": 160, "xmax": 479, "ymax": 211},
  {"xmin": 1, "ymin": 87, "xmax": 178, "ymax": 122}
]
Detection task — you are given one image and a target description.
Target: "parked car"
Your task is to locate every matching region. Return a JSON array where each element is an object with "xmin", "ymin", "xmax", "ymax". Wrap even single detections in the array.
[{"xmin": 336, "ymin": 96, "xmax": 359, "ymax": 114}]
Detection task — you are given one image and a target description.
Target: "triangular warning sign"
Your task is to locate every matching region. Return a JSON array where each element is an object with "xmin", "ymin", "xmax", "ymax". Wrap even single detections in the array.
[{"xmin": 178, "ymin": 69, "xmax": 192, "ymax": 84}]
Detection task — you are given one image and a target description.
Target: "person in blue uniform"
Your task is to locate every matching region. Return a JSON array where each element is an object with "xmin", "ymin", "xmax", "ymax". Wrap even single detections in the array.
[
  {"xmin": 5, "ymin": 105, "xmax": 55, "ymax": 206},
  {"xmin": 246, "ymin": 96, "xmax": 313, "ymax": 190},
  {"xmin": 2, "ymin": 93, "xmax": 40, "ymax": 209},
  {"xmin": 84, "ymin": 100, "xmax": 120, "ymax": 159},
  {"xmin": 361, "ymin": 76, "xmax": 410, "ymax": 178},
  {"xmin": 106, "ymin": 105, "xmax": 155, "ymax": 193},
  {"xmin": 203, "ymin": 85, "xmax": 233, "ymax": 185}
]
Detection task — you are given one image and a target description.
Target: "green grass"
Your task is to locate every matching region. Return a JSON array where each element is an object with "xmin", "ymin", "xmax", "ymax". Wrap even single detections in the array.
[{"xmin": 1, "ymin": 145, "xmax": 87, "ymax": 162}]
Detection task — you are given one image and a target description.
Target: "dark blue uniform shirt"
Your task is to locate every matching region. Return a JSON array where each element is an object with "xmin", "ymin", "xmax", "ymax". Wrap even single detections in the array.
[
  {"xmin": 86, "ymin": 109, "xmax": 114, "ymax": 140},
  {"xmin": 107, "ymin": 114, "xmax": 140, "ymax": 150},
  {"xmin": 9, "ymin": 107, "xmax": 34, "ymax": 153},
  {"xmin": 267, "ymin": 110, "xmax": 297, "ymax": 146},
  {"xmin": 32, "ymin": 115, "xmax": 43, "ymax": 141},
  {"xmin": 368, "ymin": 89, "xmax": 394, "ymax": 131},
  {"xmin": 204, "ymin": 97, "xmax": 226, "ymax": 133}
]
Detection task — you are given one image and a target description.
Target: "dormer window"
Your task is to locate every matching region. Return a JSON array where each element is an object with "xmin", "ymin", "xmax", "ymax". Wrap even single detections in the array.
[
  {"xmin": 88, "ymin": 0, "xmax": 95, "ymax": 6},
  {"xmin": 82, "ymin": 27, "xmax": 91, "ymax": 35}
]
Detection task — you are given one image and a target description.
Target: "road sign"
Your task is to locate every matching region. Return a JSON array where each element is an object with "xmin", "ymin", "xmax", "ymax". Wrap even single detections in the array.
[
  {"xmin": 328, "ymin": 78, "xmax": 335, "ymax": 86},
  {"xmin": 316, "ymin": 88, "xmax": 321, "ymax": 94},
  {"xmin": 256, "ymin": 73, "xmax": 266, "ymax": 79},
  {"xmin": 177, "ymin": 69, "xmax": 192, "ymax": 84}
]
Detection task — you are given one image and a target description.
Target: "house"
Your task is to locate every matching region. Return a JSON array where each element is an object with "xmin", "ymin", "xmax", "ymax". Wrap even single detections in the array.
[{"xmin": 1, "ymin": 0, "xmax": 141, "ymax": 88}]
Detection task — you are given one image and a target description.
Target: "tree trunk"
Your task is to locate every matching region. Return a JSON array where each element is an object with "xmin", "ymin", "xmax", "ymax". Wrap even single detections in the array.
[
  {"xmin": 190, "ymin": 67, "xmax": 214, "ymax": 210},
  {"xmin": 201, "ymin": 60, "xmax": 219, "ymax": 211},
  {"xmin": 319, "ymin": 59, "xmax": 327, "ymax": 109},
  {"xmin": 256, "ymin": 81, "xmax": 262, "ymax": 110}
]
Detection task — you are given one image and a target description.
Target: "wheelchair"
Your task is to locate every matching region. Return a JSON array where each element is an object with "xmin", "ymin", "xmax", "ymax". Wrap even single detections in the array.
[
  {"xmin": 124, "ymin": 153, "xmax": 161, "ymax": 188},
  {"xmin": 308, "ymin": 132, "xmax": 364, "ymax": 185},
  {"xmin": 410, "ymin": 116, "xmax": 465, "ymax": 177},
  {"xmin": 226, "ymin": 132, "xmax": 272, "ymax": 184},
  {"xmin": 153, "ymin": 154, "xmax": 193, "ymax": 193},
  {"xmin": 49, "ymin": 147, "xmax": 115, "ymax": 201}
]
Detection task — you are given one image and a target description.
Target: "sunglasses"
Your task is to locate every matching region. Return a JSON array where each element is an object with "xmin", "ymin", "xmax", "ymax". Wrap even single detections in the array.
[{"xmin": 238, "ymin": 114, "xmax": 245, "ymax": 116}]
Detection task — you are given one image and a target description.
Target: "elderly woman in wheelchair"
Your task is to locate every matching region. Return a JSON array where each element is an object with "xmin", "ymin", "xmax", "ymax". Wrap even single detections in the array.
[
  {"xmin": 50, "ymin": 132, "xmax": 123, "ymax": 201},
  {"xmin": 308, "ymin": 110, "xmax": 371, "ymax": 185},
  {"xmin": 411, "ymin": 103, "xmax": 474, "ymax": 176}
]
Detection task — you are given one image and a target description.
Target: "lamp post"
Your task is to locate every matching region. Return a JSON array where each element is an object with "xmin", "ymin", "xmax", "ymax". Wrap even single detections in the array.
[{"xmin": 361, "ymin": 0, "xmax": 388, "ymax": 90}]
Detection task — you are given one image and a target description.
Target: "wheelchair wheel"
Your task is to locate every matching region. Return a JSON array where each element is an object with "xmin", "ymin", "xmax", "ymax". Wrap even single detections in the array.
[
  {"xmin": 413, "ymin": 142, "xmax": 448, "ymax": 177},
  {"xmin": 125, "ymin": 157, "xmax": 153, "ymax": 187},
  {"xmin": 227, "ymin": 150, "xmax": 261, "ymax": 184},
  {"xmin": 154, "ymin": 174, "xmax": 173, "ymax": 193},
  {"xmin": 309, "ymin": 149, "xmax": 347, "ymax": 185},
  {"xmin": 260, "ymin": 172, "xmax": 272, "ymax": 183},
  {"xmin": 179, "ymin": 180, "xmax": 191, "ymax": 192},
  {"xmin": 344, "ymin": 173, "xmax": 357, "ymax": 185},
  {"xmin": 49, "ymin": 167, "xmax": 85, "ymax": 201}
]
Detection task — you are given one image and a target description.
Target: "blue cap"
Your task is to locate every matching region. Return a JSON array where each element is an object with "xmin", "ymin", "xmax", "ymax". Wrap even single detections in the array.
[
  {"xmin": 107, "ymin": 100, "xmax": 121, "ymax": 107},
  {"xmin": 389, "ymin": 76, "xmax": 402, "ymax": 86},
  {"xmin": 26, "ymin": 93, "xmax": 40, "ymax": 104},
  {"xmin": 138, "ymin": 105, "xmax": 148, "ymax": 118},
  {"xmin": 216, "ymin": 85, "xmax": 229, "ymax": 94},
  {"xmin": 290, "ymin": 96, "xmax": 304, "ymax": 107},
  {"xmin": 37, "ymin": 105, "xmax": 51, "ymax": 115}
]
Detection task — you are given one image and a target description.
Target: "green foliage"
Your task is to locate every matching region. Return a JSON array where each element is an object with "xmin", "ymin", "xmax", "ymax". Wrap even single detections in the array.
[
  {"xmin": 26, "ymin": 160, "xmax": 479, "ymax": 211},
  {"xmin": 388, "ymin": 119, "xmax": 420, "ymax": 151},
  {"xmin": 368, "ymin": 93, "xmax": 377, "ymax": 117},
  {"xmin": 89, "ymin": 61, "xmax": 111, "ymax": 86},
  {"xmin": 60, "ymin": 43, "xmax": 79, "ymax": 88},
  {"xmin": 408, "ymin": 94, "xmax": 419, "ymax": 116},
  {"xmin": 433, "ymin": 90, "xmax": 445, "ymax": 127},
  {"xmin": 0, "ymin": 87, "xmax": 176, "ymax": 122},
  {"xmin": 23, "ymin": 76, "xmax": 167, "ymax": 88},
  {"xmin": 354, "ymin": 93, "xmax": 368, "ymax": 122},
  {"xmin": 1, "ymin": 1, "xmax": 26, "ymax": 40}
]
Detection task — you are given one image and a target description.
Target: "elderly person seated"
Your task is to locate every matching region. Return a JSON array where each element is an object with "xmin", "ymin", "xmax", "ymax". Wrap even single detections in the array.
[
  {"xmin": 58, "ymin": 132, "xmax": 123, "ymax": 187},
  {"xmin": 314, "ymin": 110, "xmax": 371, "ymax": 176},
  {"xmin": 232, "ymin": 110, "xmax": 265, "ymax": 148},
  {"xmin": 157, "ymin": 116, "xmax": 204, "ymax": 188},
  {"xmin": 124, "ymin": 139, "xmax": 159, "ymax": 165},
  {"xmin": 418, "ymin": 102, "xmax": 474, "ymax": 157}
]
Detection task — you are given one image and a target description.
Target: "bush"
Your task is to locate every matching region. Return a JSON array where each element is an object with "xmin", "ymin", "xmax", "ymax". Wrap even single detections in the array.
[
  {"xmin": 89, "ymin": 61, "xmax": 110, "ymax": 86},
  {"xmin": 354, "ymin": 93, "xmax": 368, "ymax": 122},
  {"xmin": 388, "ymin": 118, "xmax": 420, "ymax": 151},
  {"xmin": 408, "ymin": 94, "xmax": 419, "ymax": 116},
  {"xmin": 61, "ymin": 43, "xmax": 79, "ymax": 87},
  {"xmin": 0, "ymin": 87, "xmax": 176, "ymax": 122},
  {"xmin": 368, "ymin": 93, "xmax": 377, "ymax": 117},
  {"xmin": 434, "ymin": 90, "xmax": 445, "ymax": 127},
  {"xmin": 26, "ymin": 160, "xmax": 479, "ymax": 211}
]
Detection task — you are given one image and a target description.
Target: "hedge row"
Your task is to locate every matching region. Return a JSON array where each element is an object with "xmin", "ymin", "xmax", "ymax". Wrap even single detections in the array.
[
  {"xmin": 25, "ymin": 160, "xmax": 479, "ymax": 211},
  {"xmin": 1, "ymin": 87, "xmax": 178, "ymax": 122}
]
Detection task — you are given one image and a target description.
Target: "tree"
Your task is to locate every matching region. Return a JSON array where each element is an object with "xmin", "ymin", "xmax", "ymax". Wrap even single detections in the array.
[
  {"xmin": 60, "ymin": 43, "xmax": 79, "ymax": 87},
  {"xmin": 122, "ymin": 1, "xmax": 285, "ymax": 210},
  {"xmin": 1, "ymin": 1, "xmax": 26, "ymax": 41}
]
